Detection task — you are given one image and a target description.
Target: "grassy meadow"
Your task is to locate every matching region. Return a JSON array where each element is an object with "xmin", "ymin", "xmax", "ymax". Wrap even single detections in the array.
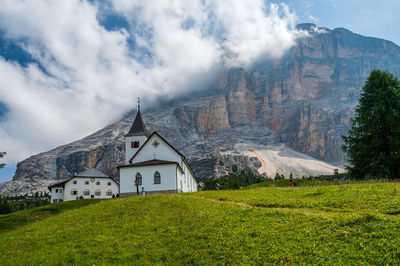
[{"xmin": 0, "ymin": 181, "xmax": 399, "ymax": 264}]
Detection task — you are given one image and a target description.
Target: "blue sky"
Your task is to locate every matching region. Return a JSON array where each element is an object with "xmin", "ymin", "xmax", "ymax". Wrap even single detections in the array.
[
  {"xmin": 0, "ymin": 0, "xmax": 400, "ymax": 183},
  {"xmin": 280, "ymin": 0, "xmax": 400, "ymax": 45}
]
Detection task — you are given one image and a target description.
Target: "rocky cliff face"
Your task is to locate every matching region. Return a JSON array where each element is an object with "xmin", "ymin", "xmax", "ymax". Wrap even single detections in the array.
[{"xmin": 2, "ymin": 24, "xmax": 400, "ymax": 195}]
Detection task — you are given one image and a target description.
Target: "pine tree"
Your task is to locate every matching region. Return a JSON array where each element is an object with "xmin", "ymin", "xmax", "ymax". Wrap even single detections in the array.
[
  {"xmin": 343, "ymin": 70, "xmax": 400, "ymax": 179},
  {"xmin": 0, "ymin": 152, "xmax": 5, "ymax": 169}
]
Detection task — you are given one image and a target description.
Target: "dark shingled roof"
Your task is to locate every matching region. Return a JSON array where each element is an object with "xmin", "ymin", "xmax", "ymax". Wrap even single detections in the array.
[
  {"xmin": 75, "ymin": 168, "xmax": 110, "ymax": 178},
  {"xmin": 48, "ymin": 168, "xmax": 116, "ymax": 190},
  {"xmin": 126, "ymin": 110, "xmax": 148, "ymax": 137},
  {"xmin": 48, "ymin": 179, "xmax": 70, "ymax": 189},
  {"xmin": 120, "ymin": 159, "xmax": 177, "ymax": 167}
]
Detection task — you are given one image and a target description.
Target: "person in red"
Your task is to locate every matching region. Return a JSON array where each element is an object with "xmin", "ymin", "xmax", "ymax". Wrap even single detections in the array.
[{"xmin": 290, "ymin": 179, "xmax": 294, "ymax": 187}]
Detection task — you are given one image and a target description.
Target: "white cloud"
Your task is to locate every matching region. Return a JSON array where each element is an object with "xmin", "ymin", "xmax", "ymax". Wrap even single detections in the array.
[{"xmin": 0, "ymin": 0, "xmax": 299, "ymax": 163}]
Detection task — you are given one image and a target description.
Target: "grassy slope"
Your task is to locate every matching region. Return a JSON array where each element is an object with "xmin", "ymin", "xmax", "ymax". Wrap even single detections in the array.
[
  {"xmin": 0, "ymin": 182, "xmax": 399, "ymax": 264},
  {"xmin": 0, "ymin": 199, "xmax": 103, "ymax": 233}
]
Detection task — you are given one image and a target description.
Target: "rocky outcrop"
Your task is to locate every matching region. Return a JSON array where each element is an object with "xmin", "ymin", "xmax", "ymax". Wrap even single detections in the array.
[{"xmin": 2, "ymin": 24, "xmax": 400, "ymax": 195}]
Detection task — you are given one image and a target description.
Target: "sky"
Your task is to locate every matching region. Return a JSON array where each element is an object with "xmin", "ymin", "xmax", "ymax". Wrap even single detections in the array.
[{"xmin": 0, "ymin": 0, "xmax": 399, "ymax": 182}]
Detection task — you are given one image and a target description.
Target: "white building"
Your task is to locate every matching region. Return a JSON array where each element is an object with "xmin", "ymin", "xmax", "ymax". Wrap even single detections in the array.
[
  {"xmin": 119, "ymin": 104, "xmax": 198, "ymax": 196},
  {"xmin": 48, "ymin": 168, "xmax": 119, "ymax": 203}
]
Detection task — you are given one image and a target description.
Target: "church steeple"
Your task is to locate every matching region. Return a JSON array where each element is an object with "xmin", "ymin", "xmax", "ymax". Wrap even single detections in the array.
[
  {"xmin": 125, "ymin": 98, "xmax": 148, "ymax": 164},
  {"xmin": 126, "ymin": 98, "xmax": 148, "ymax": 137}
]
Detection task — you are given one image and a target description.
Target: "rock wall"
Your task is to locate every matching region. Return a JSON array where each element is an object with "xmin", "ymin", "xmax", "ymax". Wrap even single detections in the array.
[{"xmin": 3, "ymin": 24, "xmax": 400, "ymax": 194}]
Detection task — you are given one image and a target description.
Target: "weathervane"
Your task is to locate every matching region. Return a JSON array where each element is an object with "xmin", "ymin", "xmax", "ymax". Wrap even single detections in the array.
[{"xmin": 137, "ymin": 97, "xmax": 141, "ymax": 111}]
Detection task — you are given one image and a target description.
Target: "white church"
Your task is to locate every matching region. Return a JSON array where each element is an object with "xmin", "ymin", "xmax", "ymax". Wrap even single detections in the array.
[{"xmin": 118, "ymin": 103, "xmax": 198, "ymax": 196}]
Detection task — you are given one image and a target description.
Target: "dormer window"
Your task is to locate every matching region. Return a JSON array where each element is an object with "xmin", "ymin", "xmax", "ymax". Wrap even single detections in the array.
[{"xmin": 131, "ymin": 141, "xmax": 140, "ymax": 148}]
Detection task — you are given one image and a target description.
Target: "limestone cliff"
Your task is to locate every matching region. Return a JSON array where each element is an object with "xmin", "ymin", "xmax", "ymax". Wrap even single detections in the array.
[{"xmin": 2, "ymin": 24, "xmax": 400, "ymax": 195}]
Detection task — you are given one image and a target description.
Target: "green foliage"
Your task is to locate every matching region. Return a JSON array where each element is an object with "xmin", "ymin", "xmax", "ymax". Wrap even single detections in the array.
[
  {"xmin": 231, "ymin": 164, "xmax": 238, "ymax": 173},
  {"xmin": 0, "ymin": 182, "xmax": 399, "ymax": 264},
  {"xmin": 0, "ymin": 195, "xmax": 50, "ymax": 215},
  {"xmin": 343, "ymin": 70, "xmax": 400, "ymax": 179},
  {"xmin": 0, "ymin": 151, "xmax": 5, "ymax": 169},
  {"xmin": 0, "ymin": 199, "xmax": 102, "ymax": 233},
  {"xmin": 199, "ymin": 171, "xmax": 267, "ymax": 190},
  {"xmin": 274, "ymin": 172, "xmax": 285, "ymax": 180}
]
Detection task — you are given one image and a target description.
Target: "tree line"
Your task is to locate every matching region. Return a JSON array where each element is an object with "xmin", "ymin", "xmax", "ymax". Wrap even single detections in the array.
[
  {"xmin": 0, "ymin": 193, "xmax": 50, "ymax": 214},
  {"xmin": 199, "ymin": 167, "xmax": 267, "ymax": 190}
]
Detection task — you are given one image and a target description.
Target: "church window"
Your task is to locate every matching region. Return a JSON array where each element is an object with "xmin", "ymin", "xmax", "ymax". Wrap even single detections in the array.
[
  {"xmin": 83, "ymin": 190, "xmax": 90, "ymax": 195},
  {"xmin": 152, "ymin": 140, "xmax": 160, "ymax": 148},
  {"xmin": 71, "ymin": 189, "xmax": 78, "ymax": 195},
  {"xmin": 136, "ymin": 173, "xmax": 142, "ymax": 185},
  {"xmin": 131, "ymin": 141, "xmax": 140, "ymax": 148},
  {"xmin": 106, "ymin": 190, "xmax": 112, "ymax": 196},
  {"xmin": 154, "ymin": 171, "xmax": 161, "ymax": 184},
  {"xmin": 85, "ymin": 181, "xmax": 89, "ymax": 185},
  {"xmin": 96, "ymin": 181, "xmax": 100, "ymax": 185},
  {"xmin": 73, "ymin": 180, "xmax": 77, "ymax": 184},
  {"xmin": 95, "ymin": 190, "xmax": 101, "ymax": 196}
]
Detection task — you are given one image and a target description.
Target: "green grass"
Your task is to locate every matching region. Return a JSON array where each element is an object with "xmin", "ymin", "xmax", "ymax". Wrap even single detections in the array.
[
  {"xmin": 0, "ymin": 181, "xmax": 399, "ymax": 264},
  {"xmin": 0, "ymin": 199, "xmax": 102, "ymax": 233},
  {"xmin": 246, "ymin": 178, "xmax": 366, "ymax": 189}
]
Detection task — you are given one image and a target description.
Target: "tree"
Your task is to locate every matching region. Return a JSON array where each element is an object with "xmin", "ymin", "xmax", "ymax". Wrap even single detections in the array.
[
  {"xmin": 343, "ymin": 70, "xmax": 400, "ymax": 179},
  {"xmin": 0, "ymin": 151, "xmax": 5, "ymax": 169}
]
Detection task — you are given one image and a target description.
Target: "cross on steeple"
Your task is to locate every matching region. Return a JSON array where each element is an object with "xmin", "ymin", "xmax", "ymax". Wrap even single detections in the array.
[{"xmin": 137, "ymin": 97, "xmax": 141, "ymax": 111}]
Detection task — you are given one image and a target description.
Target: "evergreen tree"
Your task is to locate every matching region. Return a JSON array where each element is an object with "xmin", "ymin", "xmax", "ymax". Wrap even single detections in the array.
[
  {"xmin": 343, "ymin": 70, "xmax": 400, "ymax": 179},
  {"xmin": 0, "ymin": 151, "xmax": 5, "ymax": 169}
]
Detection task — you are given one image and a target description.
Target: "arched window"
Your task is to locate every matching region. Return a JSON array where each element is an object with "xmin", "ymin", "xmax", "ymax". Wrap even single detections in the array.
[
  {"xmin": 154, "ymin": 171, "xmax": 161, "ymax": 184},
  {"xmin": 135, "ymin": 173, "xmax": 142, "ymax": 185}
]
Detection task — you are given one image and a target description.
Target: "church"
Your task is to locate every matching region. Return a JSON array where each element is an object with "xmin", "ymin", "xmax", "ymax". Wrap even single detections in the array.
[{"xmin": 118, "ymin": 102, "xmax": 198, "ymax": 196}]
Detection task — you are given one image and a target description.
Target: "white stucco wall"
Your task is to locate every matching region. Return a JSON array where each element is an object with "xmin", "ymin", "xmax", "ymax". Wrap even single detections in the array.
[
  {"xmin": 125, "ymin": 135, "xmax": 148, "ymax": 164},
  {"xmin": 121, "ymin": 133, "xmax": 198, "ymax": 194},
  {"xmin": 63, "ymin": 177, "xmax": 119, "ymax": 201},
  {"xmin": 131, "ymin": 135, "xmax": 181, "ymax": 165},
  {"xmin": 50, "ymin": 187, "xmax": 64, "ymax": 203},
  {"xmin": 120, "ymin": 164, "xmax": 177, "ymax": 194},
  {"xmin": 177, "ymin": 159, "xmax": 198, "ymax": 192}
]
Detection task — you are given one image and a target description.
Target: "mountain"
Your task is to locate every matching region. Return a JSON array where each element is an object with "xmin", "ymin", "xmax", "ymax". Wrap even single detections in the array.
[{"xmin": 2, "ymin": 23, "xmax": 400, "ymax": 195}]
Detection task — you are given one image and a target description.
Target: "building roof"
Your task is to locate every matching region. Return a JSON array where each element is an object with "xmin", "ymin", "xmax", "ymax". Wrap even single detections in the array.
[
  {"xmin": 119, "ymin": 159, "xmax": 177, "ymax": 167},
  {"xmin": 48, "ymin": 168, "xmax": 117, "ymax": 190},
  {"xmin": 128, "ymin": 131, "xmax": 184, "ymax": 164},
  {"xmin": 130, "ymin": 159, "xmax": 177, "ymax": 167},
  {"xmin": 48, "ymin": 179, "xmax": 70, "ymax": 189},
  {"xmin": 118, "ymin": 159, "xmax": 184, "ymax": 173},
  {"xmin": 75, "ymin": 168, "xmax": 110, "ymax": 178},
  {"xmin": 125, "ymin": 110, "xmax": 148, "ymax": 137}
]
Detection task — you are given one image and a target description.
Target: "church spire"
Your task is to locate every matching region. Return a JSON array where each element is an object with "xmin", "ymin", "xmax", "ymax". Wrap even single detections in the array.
[{"xmin": 126, "ymin": 98, "xmax": 148, "ymax": 137}]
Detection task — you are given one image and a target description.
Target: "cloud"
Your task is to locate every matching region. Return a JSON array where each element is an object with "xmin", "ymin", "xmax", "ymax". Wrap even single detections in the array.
[
  {"xmin": 308, "ymin": 15, "xmax": 319, "ymax": 22},
  {"xmin": 0, "ymin": 0, "xmax": 299, "ymax": 163}
]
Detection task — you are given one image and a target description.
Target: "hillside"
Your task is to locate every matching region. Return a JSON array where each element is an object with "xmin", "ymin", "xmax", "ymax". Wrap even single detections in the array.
[
  {"xmin": 3, "ymin": 24, "xmax": 400, "ymax": 195},
  {"xmin": 1, "ymin": 181, "xmax": 399, "ymax": 264}
]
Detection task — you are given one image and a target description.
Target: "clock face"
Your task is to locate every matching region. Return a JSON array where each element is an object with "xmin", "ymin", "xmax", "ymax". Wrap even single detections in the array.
[{"xmin": 90, "ymin": 178, "xmax": 95, "ymax": 183}]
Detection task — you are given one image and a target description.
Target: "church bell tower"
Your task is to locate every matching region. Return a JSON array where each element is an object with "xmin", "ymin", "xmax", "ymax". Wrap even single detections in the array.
[{"xmin": 125, "ymin": 98, "xmax": 148, "ymax": 164}]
